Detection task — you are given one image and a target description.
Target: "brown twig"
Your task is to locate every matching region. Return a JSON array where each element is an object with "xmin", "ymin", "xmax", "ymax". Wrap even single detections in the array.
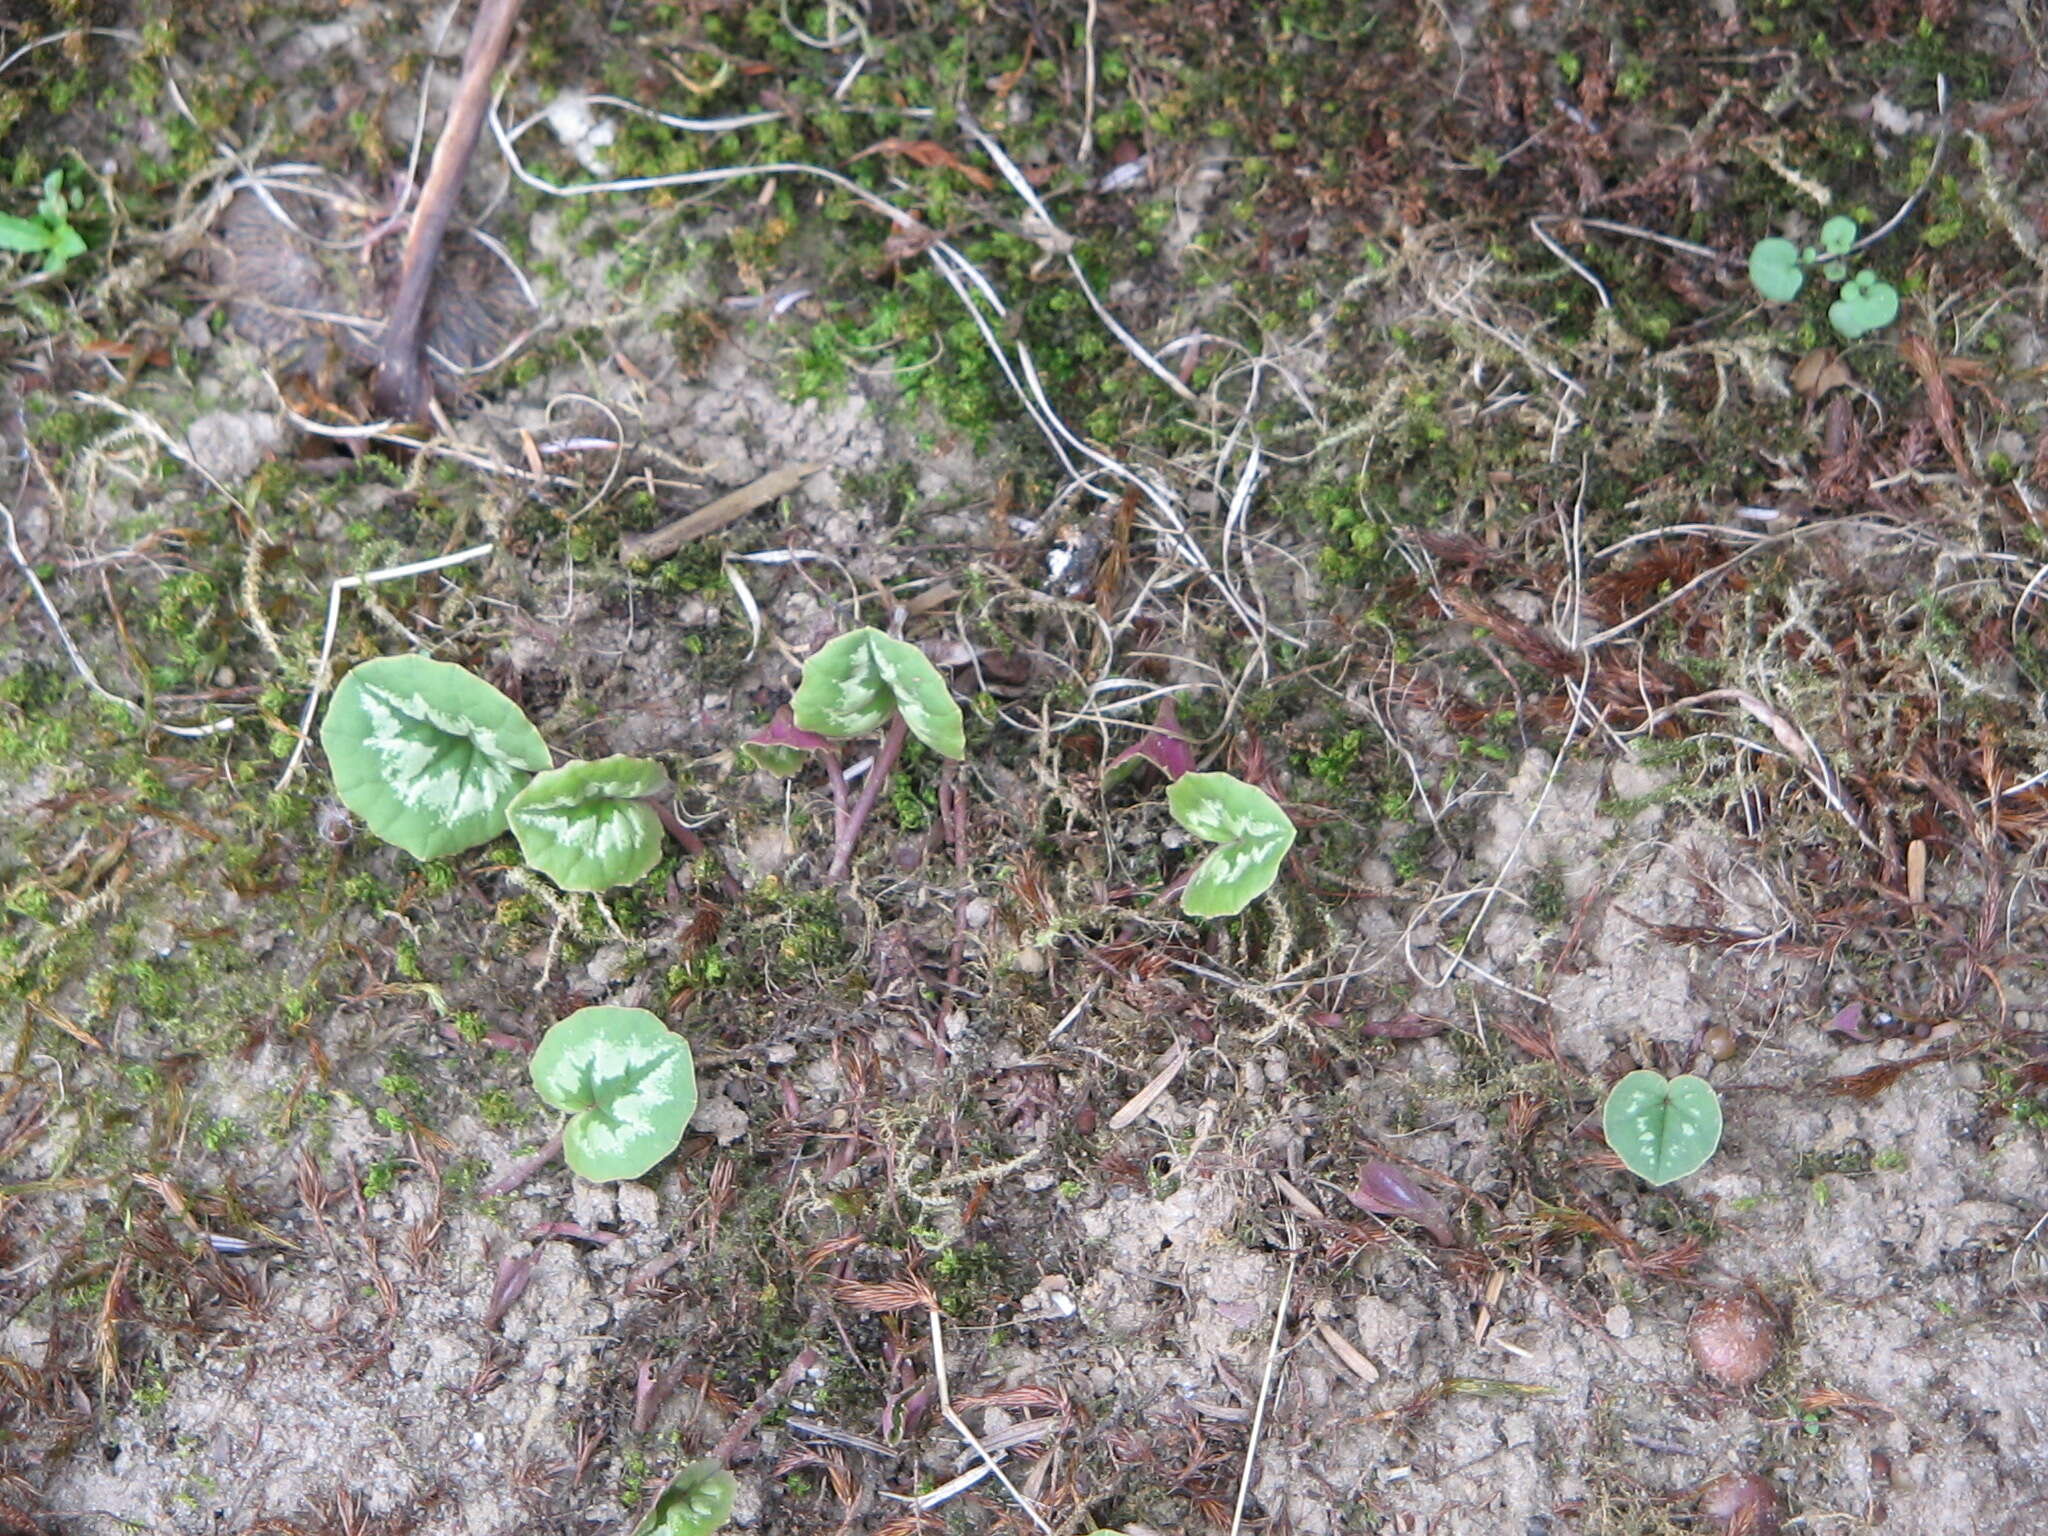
[
  {"xmin": 371, "ymin": 0, "xmax": 525, "ymax": 422},
  {"xmin": 619, "ymin": 462, "xmax": 825, "ymax": 565},
  {"xmin": 481, "ymin": 1130, "xmax": 563, "ymax": 1197},
  {"xmin": 713, "ymin": 1345, "xmax": 820, "ymax": 1466}
]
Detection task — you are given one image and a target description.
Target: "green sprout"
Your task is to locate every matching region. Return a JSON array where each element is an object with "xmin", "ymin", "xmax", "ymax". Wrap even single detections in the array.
[
  {"xmin": 754, "ymin": 626, "xmax": 967, "ymax": 880},
  {"xmin": 0, "ymin": 170, "xmax": 89, "ymax": 278},
  {"xmin": 1747, "ymin": 215, "xmax": 1898, "ymax": 342}
]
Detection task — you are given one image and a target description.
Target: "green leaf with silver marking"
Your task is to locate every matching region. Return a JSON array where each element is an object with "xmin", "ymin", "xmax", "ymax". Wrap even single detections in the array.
[
  {"xmin": 530, "ymin": 1006, "xmax": 698, "ymax": 1183},
  {"xmin": 1602, "ymin": 1069, "xmax": 1723, "ymax": 1186},
  {"xmin": 1167, "ymin": 772, "xmax": 1296, "ymax": 919},
  {"xmin": 790, "ymin": 627, "xmax": 965, "ymax": 758},
  {"xmin": 507, "ymin": 755, "xmax": 670, "ymax": 892},
  {"xmin": 632, "ymin": 1459, "xmax": 736, "ymax": 1536},
  {"xmin": 321, "ymin": 655, "xmax": 550, "ymax": 860}
]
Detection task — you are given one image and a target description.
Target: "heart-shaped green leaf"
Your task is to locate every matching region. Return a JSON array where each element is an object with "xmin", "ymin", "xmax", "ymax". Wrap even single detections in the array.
[
  {"xmin": 1818, "ymin": 215, "xmax": 1858, "ymax": 256},
  {"xmin": 321, "ymin": 655, "xmax": 550, "ymax": 860},
  {"xmin": 1167, "ymin": 772, "xmax": 1296, "ymax": 918},
  {"xmin": 632, "ymin": 1460, "xmax": 737, "ymax": 1536},
  {"xmin": 506, "ymin": 755, "xmax": 669, "ymax": 891},
  {"xmin": 530, "ymin": 1006, "xmax": 698, "ymax": 1182},
  {"xmin": 791, "ymin": 627, "xmax": 965, "ymax": 759},
  {"xmin": 1746, "ymin": 237, "xmax": 1805, "ymax": 304},
  {"xmin": 1602, "ymin": 1069, "xmax": 1722, "ymax": 1185},
  {"xmin": 1828, "ymin": 271, "xmax": 1898, "ymax": 340}
]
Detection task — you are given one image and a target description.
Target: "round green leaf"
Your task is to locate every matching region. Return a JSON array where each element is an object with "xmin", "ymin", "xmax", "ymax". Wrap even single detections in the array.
[
  {"xmin": 507, "ymin": 755, "xmax": 670, "ymax": 891},
  {"xmin": 1818, "ymin": 215, "xmax": 1858, "ymax": 256},
  {"xmin": 530, "ymin": 1006, "xmax": 698, "ymax": 1182},
  {"xmin": 320, "ymin": 655, "xmax": 550, "ymax": 859},
  {"xmin": 1746, "ymin": 237, "xmax": 1805, "ymax": 304},
  {"xmin": 791, "ymin": 627, "xmax": 965, "ymax": 758},
  {"xmin": 632, "ymin": 1460, "xmax": 737, "ymax": 1536},
  {"xmin": 1602, "ymin": 1069, "xmax": 1722, "ymax": 1186},
  {"xmin": 1828, "ymin": 272, "xmax": 1898, "ymax": 340},
  {"xmin": 1167, "ymin": 772, "xmax": 1296, "ymax": 919}
]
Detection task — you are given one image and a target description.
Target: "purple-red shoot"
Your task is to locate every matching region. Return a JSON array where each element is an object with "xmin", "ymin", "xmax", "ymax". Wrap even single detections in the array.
[{"xmin": 1348, "ymin": 1160, "xmax": 1456, "ymax": 1246}]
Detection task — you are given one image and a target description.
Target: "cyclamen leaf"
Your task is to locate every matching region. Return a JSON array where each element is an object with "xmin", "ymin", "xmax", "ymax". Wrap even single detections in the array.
[
  {"xmin": 321, "ymin": 655, "xmax": 550, "ymax": 859},
  {"xmin": 530, "ymin": 1007, "xmax": 698, "ymax": 1183},
  {"xmin": 1746, "ymin": 237, "xmax": 1804, "ymax": 304},
  {"xmin": 506, "ymin": 756, "xmax": 670, "ymax": 892},
  {"xmin": 1818, "ymin": 215, "xmax": 1858, "ymax": 256},
  {"xmin": 1167, "ymin": 772, "xmax": 1296, "ymax": 919},
  {"xmin": 1602, "ymin": 1070, "xmax": 1723, "ymax": 1186},
  {"xmin": 633, "ymin": 1460, "xmax": 737, "ymax": 1536},
  {"xmin": 1828, "ymin": 272, "xmax": 1898, "ymax": 341},
  {"xmin": 791, "ymin": 627, "xmax": 965, "ymax": 759}
]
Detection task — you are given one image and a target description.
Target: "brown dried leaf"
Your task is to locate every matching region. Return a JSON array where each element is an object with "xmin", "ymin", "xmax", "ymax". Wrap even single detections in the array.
[{"xmin": 1791, "ymin": 347, "xmax": 1854, "ymax": 399}]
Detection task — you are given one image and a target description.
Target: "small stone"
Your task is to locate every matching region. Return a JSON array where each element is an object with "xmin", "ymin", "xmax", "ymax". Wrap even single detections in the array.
[
  {"xmin": 1604, "ymin": 1303, "xmax": 1634, "ymax": 1339},
  {"xmin": 615, "ymin": 1182, "xmax": 658, "ymax": 1230},
  {"xmin": 184, "ymin": 410, "xmax": 289, "ymax": 484}
]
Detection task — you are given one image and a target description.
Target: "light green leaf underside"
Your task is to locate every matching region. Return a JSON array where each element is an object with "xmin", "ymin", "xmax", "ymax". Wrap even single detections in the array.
[
  {"xmin": 1747, "ymin": 237, "xmax": 1804, "ymax": 304},
  {"xmin": 1167, "ymin": 772, "xmax": 1296, "ymax": 919},
  {"xmin": 1602, "ymin": 1069, "xmax": 1723, "ymax": 1186},
  {"xmin": 530, "ymin": 1006, "xmax": 698, "ymax": 1182},
  {"xmin": 507, "ymin": 755, "xmax": 670, "ymax": 891},
  {"xmin": 321, "ymin": 655, "xmax": 550, "ymax": 860},
  {"xmin": 790, "ymin": 627, "xmax": 965, "ymax": 759}
]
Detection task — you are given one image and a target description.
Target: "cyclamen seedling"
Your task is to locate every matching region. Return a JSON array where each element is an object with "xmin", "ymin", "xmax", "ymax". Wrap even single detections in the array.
[
  {"xmin": 1602, "ymin": 1069, "xmax": 1723, "ymax": 1185},
  {"xmin": 529, "ymin": 1006, "xmax": 698, "ymax": 1182},
  {"xmin": 745, "ymin": 627, "xmax": 966, "ymax": 880},
  {"xmin": 321, "ymin": 654, "xmax": 676, "ymax": 890},
  {"xmin": 631, "ymin": 1460, "xmax": 736, "ymax": 1536},
  {"xmin": 1166, "ymin": 772, "xmax": 1295, "ymax": 918},
  {"xmin": 1748, "ymin": 215, "xmax": 1898, "ymax": 341}
]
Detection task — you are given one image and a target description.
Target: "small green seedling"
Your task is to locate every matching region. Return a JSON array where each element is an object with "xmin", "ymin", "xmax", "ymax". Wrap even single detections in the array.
[
  {"xmin": 1165, "ymin": 772, "xmax": 1296, "ymax": 919},
  {"xmin": 322, "ymin": 654, "xmax": 676, "ymax": 891},
  {"xmin": 1602, "ymin": 1069, "xmax": 1723, "ymax": 1186},
  {"xmin": 631, "ymin": 1460, "xmax": 736, "ymax": 1536},
  {"xmin": 507, "ymin": 755, "xmax": 670, "ymax": 892},
  {"xmin": 1828, "ymin": 269, "xmax": 1900, "ymax": 341},
  {"xmin": 758, "ymin": 626, "xmax": 966, "ymax": 880},
  {"xmin": 0, "ymin": 170, "xmax": 88, "ymax": 278},
  {"xmin": 529, "ymin": 1006, "xmax": 698, "ymax": 1182},
  {"xmin": 1747, "ymin": 215, "xmax": 1898, "ymax": 341}
]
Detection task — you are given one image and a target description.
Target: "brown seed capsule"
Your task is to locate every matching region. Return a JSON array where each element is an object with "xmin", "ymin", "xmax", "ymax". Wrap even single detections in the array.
[
  {"xmin": 315, "ymin": 800, "xmax": 354, "ymax": 847},
  {"xmin": 1698, "ymin": 1471, "xmax": 1782, "ymax": 1534},
  {"xmin": 1687, "ymin": 1288, "xmax": 1780, "ymax": 1390},
  {"xmin": 1702, "ymin": 1024, "xmax": 1739, "ymax": 1062}
]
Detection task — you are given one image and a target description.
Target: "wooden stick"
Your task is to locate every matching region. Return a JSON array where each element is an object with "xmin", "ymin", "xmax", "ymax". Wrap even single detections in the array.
[
  {"xmin": 619, "ymin": 461, "xmax": 824, "ymax": 565},
  {"xmin": 371, "ymin": 0, "xmax": 524, "ymax": 422}
]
